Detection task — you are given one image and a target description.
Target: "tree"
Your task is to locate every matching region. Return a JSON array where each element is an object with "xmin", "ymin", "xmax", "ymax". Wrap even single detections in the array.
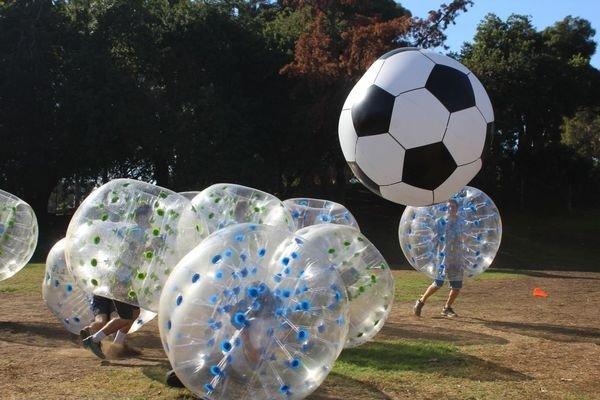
[
  {"xmin": 460, "ymin": 14, "xmax": 600, "ymax": 210},
  {"xmin": 562, "ymin": 107, "xmax": 600, "ymax": 163}
]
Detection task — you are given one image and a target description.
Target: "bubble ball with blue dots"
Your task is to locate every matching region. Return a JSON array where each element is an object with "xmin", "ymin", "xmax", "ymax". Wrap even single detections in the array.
[
  {"xmin": 42, "ymin": 238, "xmax": 95, "ymax": 334},
  {"xmin": 159, "ymin": 223, "xmax": 350, "ymax": 400},
  {"xmin": 283, "ymin": 198, "xmax": 359, "ymax": 231},
  {"xmin": 398, "ymin": 186, "xmax": 502, "ymax": 281},
  {"xmin": 190, "ymin": 184, "xmax": 295, "ymax": 234}
]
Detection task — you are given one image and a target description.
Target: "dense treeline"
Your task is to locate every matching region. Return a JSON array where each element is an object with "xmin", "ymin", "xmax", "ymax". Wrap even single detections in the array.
[{"xmin": 0, "ymin": 1, "xmax": 599, "ymax": 262}]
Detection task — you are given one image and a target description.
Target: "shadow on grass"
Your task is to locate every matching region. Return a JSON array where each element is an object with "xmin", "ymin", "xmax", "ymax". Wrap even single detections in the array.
[
  {"xmin": 379, "ymin": 322, "xmax": 509, "ymax": 345},
  {"xmin": 0, "ymin": 320, "xmax": 80, "ymax": 347},
  {"xmin": 0, "ymin": 320, "xmax": 165, "ymax": 350},
  {"xmin": 309, "ymin": 372, "xmax": 393, "ymax": 400},
  {"xmin": 485, "ymin": 269, "xmax": 600, "ymax": 281},
  {"xmin": 141, "ymin": 361, "xmax": 173, "ymax": 383},
  {"xmin": 470, "ymin": 318, "xmax": 600, "ymax": 344},
  {"xmin": 336, "ymin": 340, "xmax": 529, "ymax": 382},
  {"xmin": 139, "ymin": 359, "xmax": 394, "ymax": 400},
  {"xmin": 140, "ymin": 362, "xmax": 196, "ymax": 399}
]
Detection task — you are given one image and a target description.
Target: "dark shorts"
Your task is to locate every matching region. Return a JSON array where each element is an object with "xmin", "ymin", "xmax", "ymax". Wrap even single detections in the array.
[
  {"xmin": 433, "ymin": 279, "xmax": 463, "ymax": 289},
  {"xmin": 91, "ymin": 295, "xmax": 140, "ymax": 320}
]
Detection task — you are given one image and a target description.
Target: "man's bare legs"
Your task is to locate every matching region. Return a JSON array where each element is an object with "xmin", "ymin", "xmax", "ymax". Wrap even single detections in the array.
[
  {"xmin": 419, "ymin": 283, "xmax": 440, "ymax": 304},
  {"xmin": 445, "ymin": 289, "xmax": 460, "ymax": 309}
]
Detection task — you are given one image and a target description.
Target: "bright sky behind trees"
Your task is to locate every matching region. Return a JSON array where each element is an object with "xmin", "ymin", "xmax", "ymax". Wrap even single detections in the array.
[{"xmin": 401, "ymin": 0, "xmax": 600, "ymax": 66}]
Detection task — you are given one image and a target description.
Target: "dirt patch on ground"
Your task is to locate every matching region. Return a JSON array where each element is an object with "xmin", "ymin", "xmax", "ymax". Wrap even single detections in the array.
[{"xmin": 1, "ymin": 269, "xmax": 599, "ymax": 399}]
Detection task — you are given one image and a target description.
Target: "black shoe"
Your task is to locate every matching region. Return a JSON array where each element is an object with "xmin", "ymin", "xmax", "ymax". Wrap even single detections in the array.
[
  {"xmin": 82, "ymin": 336, "xmax": 106, "ymax": 359},
  {"xmin": 413, "ymin": 300, "xmax": 424, "ymax": 317},
  {"xmin": 166, "ymin": 369, "xmax": 184, "ymax": 388},
  {"xmin": 80, "ymin": 328, "xmax": 91, "ymax": 343},
  {"xmin": 441, "ymin": 307, "xmax": 457, "ymax": 317}
]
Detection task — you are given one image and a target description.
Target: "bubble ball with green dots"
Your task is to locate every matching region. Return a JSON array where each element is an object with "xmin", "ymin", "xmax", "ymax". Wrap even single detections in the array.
[
  {"xmin": 190, "ymin": 183, "xmax": 295, "ymax": 234},
  {"xmin": 43, "ymin": 238, "xmax": 157, "ymax": 335},
  {"xmin": 65, "ymin": 179, "xmax": 208, "ymax": 312},
  {"xmin": 0, "ymin": 189, "xmax": 38, "ymax": 282}
]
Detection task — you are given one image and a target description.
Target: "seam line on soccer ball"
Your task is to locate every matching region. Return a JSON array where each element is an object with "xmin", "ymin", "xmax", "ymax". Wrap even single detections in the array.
[
  {"xmin": 440, "ymin": 113, "xmax": 452, "ymax": 142},
  {"xmin": 474, "ymin": 104, "xmax": 489, "ymax": 124},
  {"xmin": 457, "ymin": 158, "xmax": 481, "ymax": 168},
  {"xmin": 386, "ymin": 132, "xmax": 406, "ymax": 150},
  {"xmin": 372, "ymin": 58, "xmax": 386, "ymax": 83},
  {"xmin": 393, "ymin": 86, "xmax": 425, "ymax": 98}
]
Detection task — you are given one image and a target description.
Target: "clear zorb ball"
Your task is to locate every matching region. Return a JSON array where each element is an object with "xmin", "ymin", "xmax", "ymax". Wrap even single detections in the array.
[
  {"xmin": 283, "ymin": 198, "xmax": 359, "ymax": 231},
  {"xmin": 296, "ymin": 224, "xmax": 393, "ymax": 347},
  {"xmin": 159, "ymin": 223, "xmax": 349, "ymax": 400},
  {"xmin": 398, "ymin": 186, "xmax": 502, "ymax": 281},
  {"xmin": 65, "ymin": 179, "xmax": 208, "ymax": 312},
  {"xmin": 43, "ymin": 238, "xmax": 95, "ymax": 334},
  {"xmin": 0, "ymin": 189, "xmax": 38, "ymax": 281},
  {"xmin": 191, "ymin": 184, "xmax": 294, "ymax": 234}
]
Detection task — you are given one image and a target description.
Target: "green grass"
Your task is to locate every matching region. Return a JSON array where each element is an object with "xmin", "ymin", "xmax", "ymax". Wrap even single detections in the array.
[
  {"xmin": 394, "ymin": 268, "xmax": 524, "ymax": 302},
  {"xmin": 0, "ymin": 263, "xmax": 44, "ymax": 293},
  {"xmin": 335, "ymin": 340, "xmax": 461, "ymax": 376}
]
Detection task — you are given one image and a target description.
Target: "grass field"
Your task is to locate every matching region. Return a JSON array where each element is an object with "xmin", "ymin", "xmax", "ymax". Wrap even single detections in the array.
[{"xmin": 1, "ymin": 264, "xmax": 599, "ymax": 399}]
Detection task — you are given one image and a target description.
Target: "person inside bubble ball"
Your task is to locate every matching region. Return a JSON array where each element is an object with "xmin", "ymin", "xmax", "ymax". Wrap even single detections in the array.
[
  {"xmin": 80, "ymin": 295, "xmax": 141, "ymax": 359},
  {"xmin": 165, "ymin": 282, "xmax": 281, "ymax": 388},
  {"xmin": 79, "ymin": 204, "xmax": 153, "ymax": 359},
  {"xmin": 413, "ymin": 199, "xmax": 464, "ymax": 318}
]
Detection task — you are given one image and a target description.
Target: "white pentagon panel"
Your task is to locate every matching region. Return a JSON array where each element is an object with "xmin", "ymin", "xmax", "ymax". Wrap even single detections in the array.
[
  {"xmin": 389, "ymin": 88, "xmax": 450, "ymax": 149},
  {"xmin": 443, "ymin": 107, "xmax": 487, "ymax": 165},
  {"xmin": 433, "ymin": 159, "xmax": 482, "ymax": 203},
  {"xmin": 374, "ymin": 50, "xmax": 435, "ymax": 96},
  {"xmin": 420, "ymin": 50, "xmax": 471, "ymax": 75},
  {"xmin": 338, "ymin": 109, "xmax": 358, "ymax": 162},
  {"xmin": 355, "ymin": 134, "xmax": 404, "ymax": 185},
  {"xmin": 380, "ymin": 182, "xmax": 433, "ymax": 206},
  {"xmin": 468, "ymin": 73, "xmax": 494, "ymax": 123},
  {"xmin": 342, "ymin": 59, "xmax": 384, "ymax": 110}
]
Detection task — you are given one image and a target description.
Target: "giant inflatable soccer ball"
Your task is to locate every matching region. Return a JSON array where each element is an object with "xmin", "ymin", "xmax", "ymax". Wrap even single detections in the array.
[{"xmin": 339, "ymin": 48, "xmax": 494, "ymax": 206}]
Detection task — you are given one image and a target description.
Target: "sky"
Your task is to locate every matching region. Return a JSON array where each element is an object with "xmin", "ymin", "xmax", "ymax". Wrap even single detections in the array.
[{"xmin": 400, "ymin": 0, "xmax": 600, "ymax": 67}]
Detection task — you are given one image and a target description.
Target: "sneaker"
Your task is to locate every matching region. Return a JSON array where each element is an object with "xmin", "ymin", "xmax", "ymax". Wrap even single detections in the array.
[
  {"xmin": 441, "ymin": 307, "xmax": 457, "ymax": 318},
  {"xmin": 82, "ymin": 336, "xmax": 106, "ymax": 359},
  {"xmin": 413, "ymin": 300, "xmax": 424, "ymax": 317},
  {"xmin": 80, "ymin": 328, "xmax": 91, "ymax": 344},
  {"xmin": 166, "ymin": 369, "xmax": 184, "ymax": 388}
]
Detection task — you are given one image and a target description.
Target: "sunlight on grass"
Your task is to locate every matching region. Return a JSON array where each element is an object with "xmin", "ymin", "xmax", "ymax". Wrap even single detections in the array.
[
  {"xmin": 335, "ymin": 340, "xmax": 462, "ymax": 376},
  {"xmin": 0, "ymin": 263, "xmax": 45, "ymax": 294},
  {"xmin": 394, "ymin": 269, "xmax": 524, "ymax": 302}
]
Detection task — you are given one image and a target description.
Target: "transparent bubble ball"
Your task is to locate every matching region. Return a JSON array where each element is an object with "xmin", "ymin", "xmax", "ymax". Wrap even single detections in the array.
[
  {"xmin": 399, "ymin": 186, "xmax": 502, "ymax": 280},
  {"xmin": 65, "ymin": 179, "xmax": 208, "ymax": 312},
  {"xmin": 191, "ymin": 184, "xmax": 294, "ymax": 234},
  {"xmin": 43, "ymin": 238, "xmax": 95, "ymax": 334},
  {"xmin": 0, "ymin": 189, "xmax": 38, "ymax": 281},
  {"xmin": 296, "ymin": 224, "xmax": 393, "ymax": 348},
  {"xmin": 159, "ymin": 223, "xmax": 349, "ymax": 400},
  {"xmin": 283, "ymin": 198, "xmax": 359, "ymax": 231}
]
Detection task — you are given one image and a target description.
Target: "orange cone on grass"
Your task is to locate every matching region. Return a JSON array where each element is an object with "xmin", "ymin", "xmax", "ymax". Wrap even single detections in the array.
[{"xmin": 533, "ymin": 287, "xmax": 549, "ymax": 298}]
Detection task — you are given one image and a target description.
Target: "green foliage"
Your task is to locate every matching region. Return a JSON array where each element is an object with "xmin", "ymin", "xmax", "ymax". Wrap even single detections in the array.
[
  {"xmin": 0, "ymin": 2, "xmax": 599, "ymax": 261},
  {"xmin": 562, "ymin": 106, "xmax": 600, "ymax": 162},
  {"xmin": 460, "ymin": 13, "xmax": 600, "ymax": 210}
]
